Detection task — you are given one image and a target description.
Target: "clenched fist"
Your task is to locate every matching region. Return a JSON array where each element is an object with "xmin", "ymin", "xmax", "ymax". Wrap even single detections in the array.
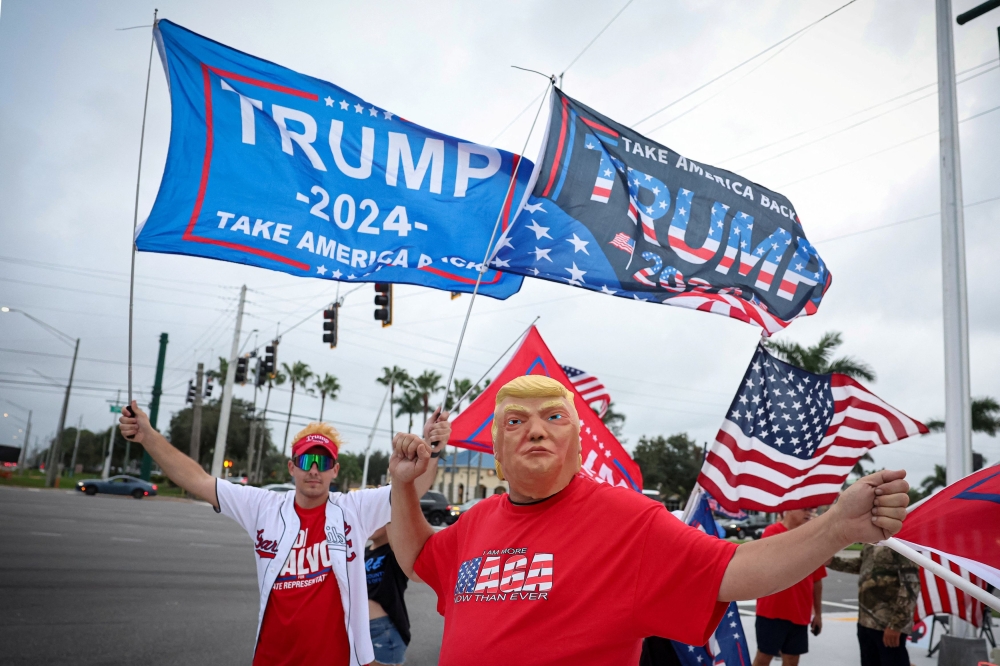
[
  {"xmin": 389, "ymin": 432, "xmax": 431, "ymax": 485},
  {"xmin": 827, "ymin": 469, "xmax": 910, "ymax": 544}
]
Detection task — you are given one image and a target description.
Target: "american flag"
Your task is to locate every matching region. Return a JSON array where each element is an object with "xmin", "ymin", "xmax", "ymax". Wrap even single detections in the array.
[
  {"xmin": 561, "ymin": 365, "xmax": 612, "ymax": 418},
  {"xmin": 608, "ymin": 232, "xmax": 635, "ymax": 255},
  {"xmin": 914, "ymin": 550, "xmax": 989, "ymax": 627},
  {"xmin": 698, "ymin": 345, "xmax": 928, "ymax": 512},
  {"xmin": 475, "ymin": 556, "xmax": 501, "ymax": 593},
  {"xmin": 454, "ymin": 556, "xmax": 483, "ymax": 594}
]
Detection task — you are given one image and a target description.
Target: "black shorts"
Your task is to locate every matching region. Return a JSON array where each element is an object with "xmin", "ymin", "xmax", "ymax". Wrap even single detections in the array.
[{"xmin": 756, "ymin": 616, "xmax": 809, "ymax": 656}]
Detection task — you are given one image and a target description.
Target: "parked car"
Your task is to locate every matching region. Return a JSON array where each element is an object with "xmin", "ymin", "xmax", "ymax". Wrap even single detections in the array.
[
  {"xmin": 76, "ymin": 475, "xmax": 158, "ymax": 499},
  {"xmin": 448, "ymin": 498, "xmax": 483, "ymax": 524},
  {"xmin": 420, "ymin": 491, "xmax": 453, "ymax": 526},
  {"xmin": 226, "ymin": 476, "xmax": 248, "ymax": 485},
  {"xmin": 721, "ymin": 514, "xmax": 771, "ymax": 539},
  {"xmin": 261, "ymin": 483, "xmax": 295, "ymax": 493}
]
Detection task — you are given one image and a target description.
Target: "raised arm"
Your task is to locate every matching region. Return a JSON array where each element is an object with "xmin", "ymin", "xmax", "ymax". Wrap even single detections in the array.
[
  {"xmin": 718, "ymin": 470, "xmax": 909, "ymax": 602},
  {"xmin": 414, "ymin": 408, "xmax": 451, "ymax": 498},
  {"xmin": 119, "ymin": 400, "xmax": 219, "ymax": 509},
  {"xmin": 387, "ymin": 432, "xmax": 435, "ymax": 578}
]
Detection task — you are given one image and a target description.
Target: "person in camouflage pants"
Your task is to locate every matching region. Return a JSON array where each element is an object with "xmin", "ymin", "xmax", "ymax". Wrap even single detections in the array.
[{"xmin": 829, "ymin": 545, "xmax": 921, "ymax": 666}]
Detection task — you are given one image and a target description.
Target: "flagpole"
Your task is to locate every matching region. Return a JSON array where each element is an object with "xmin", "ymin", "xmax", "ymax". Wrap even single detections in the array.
[
  {"xmin": 450, "ymin": 316, "xmax": 540, "ymax": 408},
  {"xmin": 437, "ymin": 83, "xmax": 551, "ymax": 414},
  {"xmin": 883, "ymin": 537, "xmax": 999, "ymax": 613},
  {"xmin": 126, "ymin": 9, "xmax": 158, "ymax": 412}
]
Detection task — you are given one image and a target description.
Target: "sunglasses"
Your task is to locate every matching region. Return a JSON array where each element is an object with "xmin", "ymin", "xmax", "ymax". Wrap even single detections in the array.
[{"xmin": 293, "ymin": 453, "xmax": 336, "ymax": 472}]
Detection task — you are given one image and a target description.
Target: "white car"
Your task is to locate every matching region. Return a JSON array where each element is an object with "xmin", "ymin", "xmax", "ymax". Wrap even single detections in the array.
[{"xmin": 261, "ymin": 483, "xmax": 295, "ymax": 493}]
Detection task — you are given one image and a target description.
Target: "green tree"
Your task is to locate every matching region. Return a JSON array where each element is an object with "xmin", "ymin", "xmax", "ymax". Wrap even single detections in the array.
[
  {"xmin": 413, "ymin": 370, "xmax": 444, "ymax": 424},
  {"xmin": 632, "ymin": 433, "xmax": 703, "ymax": 499},
  {"xmin": 919, "ymin": 464, "xmax": 946, "ymax": 498},
  {"xmin": 377, "ymin": 366, "xmax": 410, "ymax": 439},
  {"xmin": 445, "ymin": 378, "xmax": 476, "ymax": 413},
  {"xmin": 314, "ymin": 373, "xmax": 341, "ymax": 422},
  {"xmin": 394, "ymin": 389, "xmax": 424, "ymax": 433},
  {"xmin": 925, "ymin": 396, "xmax": 1000, "ymax": 436},
  {"xmin": 763, "ymin": 331, "xmax": 876, "ymax": 381},
  {"xmin": 280, "ymin": 361, "xmax": 314, "ymax": 456},
  {"xmin": 167, "ymin": 398, "xmax": 273, "ymax": 476},
  {"xmin": 207, "ymin": 356, "xmax": 229, "ymax": 387},
  {"xmin": 601, "ymin": 402, "xmax": 626, "ymax": 438}
]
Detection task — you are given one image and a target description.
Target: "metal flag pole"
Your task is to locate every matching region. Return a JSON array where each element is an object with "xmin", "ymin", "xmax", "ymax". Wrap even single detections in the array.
[
  {"xmin": 883, "ymin": 538, "xmax": 999, "ymax": 613},
  {"xmin": 450, "ymin": 316, "xmax": 540, "ymax": 409},
  {"xmin": 126, "ymin": 9, "xmax": 158, "ymax": 412},
  {"xmin": 437, "ymin": 83, "xmax": 551, "ymax": 414}
]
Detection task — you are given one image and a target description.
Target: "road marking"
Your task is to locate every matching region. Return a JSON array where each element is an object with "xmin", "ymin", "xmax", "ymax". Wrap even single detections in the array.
[
  {"xmin": 27, "ymin": 488, "xmax": 41, "ymax": 492},
  {"xmin": 822, "ymin": 600, "xmax": 859, "ymax": 610},
  {"xmin": 111, "ymin": 537, "xmax": 143, "ymax": 542},
  {"xmin": 30, "ymin": 531, "xmax": 61, "ymax": 537}
]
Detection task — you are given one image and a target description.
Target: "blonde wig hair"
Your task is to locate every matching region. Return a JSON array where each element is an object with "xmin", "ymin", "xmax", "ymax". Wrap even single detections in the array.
[
  {"xmin": 490, "ymin": 375, "xmax": 579, "ymax": 444},
  {"xmin": 291, "ymin": 422, "xmax": 344, "ymax": 453}
]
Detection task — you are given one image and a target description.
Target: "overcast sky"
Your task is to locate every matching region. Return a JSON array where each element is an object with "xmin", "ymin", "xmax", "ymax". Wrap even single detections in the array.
[{"xmin": 2, "ymin": 0, "xmax": 999, "ymax": 487}]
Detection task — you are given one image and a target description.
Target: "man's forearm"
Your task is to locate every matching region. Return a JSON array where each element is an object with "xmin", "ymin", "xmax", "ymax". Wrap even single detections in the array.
[
  {"xmin": 413, "ymin": 458, "xmax": 439, "ymax": 498},
  {"xmin": 719, "ymin": 512, "xmax": 848, "ymax": 601},
  {"xmin": 140, "ymin": 429, "xmax": 217, "ymax": 506},
  {"xmin": 389, "ymin": 479, "xmax": 434, "ymax": 578}
]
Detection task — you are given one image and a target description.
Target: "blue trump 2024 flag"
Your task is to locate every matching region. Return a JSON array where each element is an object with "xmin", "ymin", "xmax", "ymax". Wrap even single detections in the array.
[
  {"xmin": 672, "ymin": 489, "xmax": 752, "ymax": 666},
  {"xmin": 492, "ymin": 89, "xmax": 830, "ymax": 331},
  {"xmin": 137, "ymin": 20, "xmax": 529, "ymax": 298}
]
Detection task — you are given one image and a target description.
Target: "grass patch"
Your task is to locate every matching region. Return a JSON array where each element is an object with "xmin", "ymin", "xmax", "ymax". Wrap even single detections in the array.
[{"xmin": 844, "ymin": 543, "xmax": 864, "ymax": 551}]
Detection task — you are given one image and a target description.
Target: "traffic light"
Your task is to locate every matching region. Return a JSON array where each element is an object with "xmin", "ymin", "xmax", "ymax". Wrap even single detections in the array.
[
  {"xmin": 205, "ymin": 378, "xmax": 214, "ymax": 398},
  {"xmin": 263, "ymin": 340, "xmax": 278, "ymax": 378},
  {"xmin": 223, "ymin": 460, "xmax": 233, "ymax": 469},
  {"xmin": 450, "ymin": 291, "xmax": 461, "ymax": 300},
  {"xmin": 234, "ymin": 356, "xmax": 249, "ymax": 384},
  {"xmin": 323, "ymin": 304, "xmax": 339, "ymax": 348},
  {"xmin": 254, "ymin": 358, "xmax": 267, "ymax": 387},
  {"xmin": 374, "ymin": 283, "xmax": 392, "ymax": 327},
  {"xmin": 185, "ymin": 380, "xmax": 195, "ymax": 404}
]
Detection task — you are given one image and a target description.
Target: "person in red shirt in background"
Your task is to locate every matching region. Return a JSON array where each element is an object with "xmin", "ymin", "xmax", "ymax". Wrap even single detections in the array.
[
  {"xmin": 385, "ymin": 375, "xmax": 913, "ymax": 666},
  {"xmin": 752, "ymin": 508, "xmax": 826, "ymax": 666}
]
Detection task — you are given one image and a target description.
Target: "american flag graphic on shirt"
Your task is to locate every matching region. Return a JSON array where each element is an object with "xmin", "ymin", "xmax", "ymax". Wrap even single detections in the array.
[{"xmin": 454, "ymin": 550, "xmax": 553, "ymax": 601}]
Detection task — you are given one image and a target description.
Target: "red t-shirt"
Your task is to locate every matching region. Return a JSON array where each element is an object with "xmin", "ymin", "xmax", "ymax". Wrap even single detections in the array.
[
  {"xmin": 414, "ymin": 474, "xmax": 738, "ymax": 666},
  {"xmin": 754, "ymin": 522, "xmax": 826, "ymax": 626},
  {"xmin": 253, "ymin": 502, "xmax": 350, "ymax": 666}
]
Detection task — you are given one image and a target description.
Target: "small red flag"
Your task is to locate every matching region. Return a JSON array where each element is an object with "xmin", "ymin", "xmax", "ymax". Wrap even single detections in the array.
[{"xmin": 449, "ymin": 326, "xmax": 642, "ymax": 491}]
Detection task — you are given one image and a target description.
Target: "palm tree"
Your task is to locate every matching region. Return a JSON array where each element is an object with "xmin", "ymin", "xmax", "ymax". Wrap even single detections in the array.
[
  {"xmin": 281, "ymin": 361, "xmax": 314, "ymax": 456},
  {"xmin": 377, "ymin": 366, "xmax": 410, "ymax": 440},
  {"xmin": 763, "ymin": 331, "xmax": 876, "ymax": 382},
  {"xmin": 252, "ymin": 369, "xmax": 285, "ymax": 483},
  {"xmin": 394, "ymin": 390, "xmax": 424, "ymax": 433},
  {"xmin": 446, "ymin": 378, "xmax": 474, "ymax": 413},
  {"xmin": 925, "ymin": 396, "xmax": 1000, "ymax": 435},
  {"xmin": 413, "ymin": 370, "xmax": 444, "ymax": 424},
  {"xmin": 207, "ymin": 356, "xmax": 228, "ymax": 387},
  {"xmin": 919, "ymin": 464, "xmax": 947, "ymax": 497},
  {"xmin": 314, "ymin": 373, "xmax": 341, "ymax": 422}
]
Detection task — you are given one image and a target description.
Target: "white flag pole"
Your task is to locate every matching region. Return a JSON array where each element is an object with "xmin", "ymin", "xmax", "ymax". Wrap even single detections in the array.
[
  {"xmin": 126, "ymin": 10, "xmax": 158, "ymax": 411},
  {"xmin": 437, "ymin": 81, "xmax": 552, "ymax": 417},
  {"xmin": 882, "ymin": 537, "xmax": 1000, "ymax": 613}
]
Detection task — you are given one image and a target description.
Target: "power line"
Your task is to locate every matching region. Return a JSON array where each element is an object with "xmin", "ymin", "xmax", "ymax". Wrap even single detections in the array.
[
  {"xmin": 633, "ymin": 0, "xmax": 861, "ymax": 127},
  {"xmin": 775, "ymin": 101, "xmax": 1000, "ymax": 189},
  {"xmin": 732, "ymin": 64, "xmax": 999, "ymax": 172},
  {"xmin": 719, "ymin": 58, "xmax": 998, "ymax": 165},
  {"xmin": 559, "ymin": 0, "xmax": 636, "ymax": 82}
]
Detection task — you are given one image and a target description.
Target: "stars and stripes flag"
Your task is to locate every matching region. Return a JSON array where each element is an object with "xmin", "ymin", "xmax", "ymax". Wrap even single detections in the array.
[
  {"xmin": 913, "ymin": 551, "xmax": 989, "ymax": 628},
  {"xmin": 698, "ymin": 345, "xmax": 928, "ymax": 512},
  {"xmin": 673, "ymin": 487, "xmax": 751, "ymax": 666},
  {"xmin": 561, "ymin": 365, "xmax": 612, "ymax": 418},
  {"xmin": 891, "ymin": 464, "xmax": 1000, "ymax": 610}
]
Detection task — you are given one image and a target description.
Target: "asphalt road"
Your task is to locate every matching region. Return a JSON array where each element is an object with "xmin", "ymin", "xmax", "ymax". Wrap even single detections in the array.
[
  {"xmin": 0, "ymin": 485, "xmax": 856, "ymax": 666},
  {"xmin": 0, "ymin": 485, "xmax": 443, "ymax": 666}
]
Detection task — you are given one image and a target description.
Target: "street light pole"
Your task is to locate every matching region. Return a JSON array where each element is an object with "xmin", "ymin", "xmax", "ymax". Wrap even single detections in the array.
[
  {"xmin": 935, "ymin": 0, "xmax": 973, "ymax": 486},
  {"xmin": 46, "ymin": 337, "xmax": 80, "ymax": 487}
]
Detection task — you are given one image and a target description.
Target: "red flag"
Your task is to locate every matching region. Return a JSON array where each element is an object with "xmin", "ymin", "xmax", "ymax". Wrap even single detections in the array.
[
  {"xmin": 894, "ymin": 465, "xmax": 1000, "ymax": 589},
  {"xmin": 449, "ymin": 326, "xmax": 643, "ymax": 491}
]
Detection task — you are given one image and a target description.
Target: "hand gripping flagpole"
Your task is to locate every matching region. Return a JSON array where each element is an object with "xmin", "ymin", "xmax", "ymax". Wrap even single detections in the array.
[
  {"xmin": 125, "ymin": 9, "xmax": 158, "ymax": 417},
  {"xmin": 436, "ymin": 82, "xmax": 552, "ymax": 421}
]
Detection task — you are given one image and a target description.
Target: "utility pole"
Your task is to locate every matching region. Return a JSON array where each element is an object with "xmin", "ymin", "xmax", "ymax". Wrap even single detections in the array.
[
  {"xmin": 190, "ymin": 362, "xmax": 204, "ymax": 464},
  {"xmin": 16, "ymin": 410, "xmax": 32, "ymax": 475},
  {"xmin": 46, "ymin": 337, "xmax": 80, "ymax": 487},
  {"xmin": 69, "ymin": 415, "xmax": 83, "ymax": 477},
  {"xmin": 246, "ymin": 359, "xmax": 260, "ymax": 481},
  {"xmin": 254, "ymin": 376, "xmax": 274, "ymax": 484},
  {"xmin": 362, "ymin": 382, "xmax": 392, "ymax": 488},
  {"xmin": 936, "ymin": 0, "xmax": 973, "ymax": 486},
  {"xmin": 103, "ymin": 390, "xmax": 122, "ymax": 479},
  {"xmin": 141, "ymin": 333, "xmax": 169, "ymax": 480},
  {"xmin": 211, "ymin": 285, "xmax": 246, "ymax": 478}
]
